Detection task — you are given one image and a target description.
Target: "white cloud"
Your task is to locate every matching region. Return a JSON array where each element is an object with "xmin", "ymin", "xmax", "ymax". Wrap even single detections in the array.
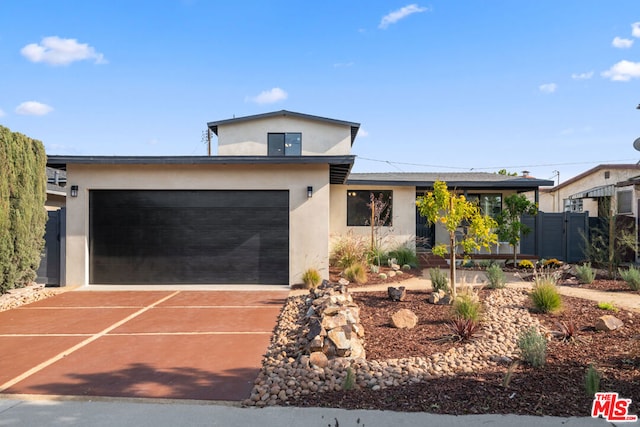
[
  {"xmin": 601, "ymin": 60, "xmax": 640, "ymax": 81},
  {"xmin": 379, "ymin": 4, "xmax": 429, "ymax": 29},
  {"xmin": 21, "ymin": 36, "xmax": 107, "ymax": 66},
  {"xmin": 246, "ymin": 87, "xmax": 288, "ymax": 104},
  {"xmin": 539, "ymin": 83, "xmax": 557, "ymax": 94},
  {"xmin": 15, "ymin": 101, "xmax": 53, "ymax": 116},
  {"xmin": 358, "ymin": 129, "xmax": 369, "ymax": 137},
  {"xmin": 571, "ymin": 71, "xmax": 594, "ymax": 80},
  {"xmin": 612, "ymin": 36, "xmax": 634, "ymax": 48},
  {"xmin": 632, "ymin": 22, "xmax": 640, "ymax": 38},
  {"xmin": 0, "ymin": 108, "xmax": 5, "ymax": 117}
]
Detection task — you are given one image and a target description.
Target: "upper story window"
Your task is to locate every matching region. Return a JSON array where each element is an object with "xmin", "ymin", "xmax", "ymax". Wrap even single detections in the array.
[
  {"xmin": 347, "ymin": 190, "xmax": 393, "ymax": 226},
  {"xmin": 467, "ymin": 194, "xmax": 502, "ymax": 218},
  {"xmin": 268, "ymin": 133, "xmax": 301, "ymax": 156}
]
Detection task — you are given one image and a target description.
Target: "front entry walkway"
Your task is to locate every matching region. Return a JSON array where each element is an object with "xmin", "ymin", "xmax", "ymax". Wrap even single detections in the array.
[{"xmin": 0, "ymin": 290, "xmax": 286, "ymax": 401}]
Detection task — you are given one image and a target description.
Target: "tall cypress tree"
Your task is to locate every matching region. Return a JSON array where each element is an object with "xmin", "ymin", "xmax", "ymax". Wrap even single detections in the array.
[{"xmin": 0, "ymin": 126, "xmax": 47, "ymax": 292}]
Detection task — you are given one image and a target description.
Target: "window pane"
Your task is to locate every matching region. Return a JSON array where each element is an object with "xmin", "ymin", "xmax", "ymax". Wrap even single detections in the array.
[
  {"xmin": 268, "ymin": 133, "xmax": 285, "ymax": 156},
  {"xmin": 285, "ymin": 133, "xmax": 301, "ymax": 156},
  {"xmin": 347, "ymin": 190, "xmax": 392, "ymax": 226},
  {"xmin": 617, "ymin": 191, "xmax": 632, "ymax": 214},
  {"xmin": 468, "ymin": 194, "xmax": 501, "ymax": 218}
]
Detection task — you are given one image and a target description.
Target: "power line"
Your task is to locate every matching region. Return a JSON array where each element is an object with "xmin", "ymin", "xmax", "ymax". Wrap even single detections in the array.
[{"xmin": 355, "ymin": 156, "xmax": 638, "ymax": 172}]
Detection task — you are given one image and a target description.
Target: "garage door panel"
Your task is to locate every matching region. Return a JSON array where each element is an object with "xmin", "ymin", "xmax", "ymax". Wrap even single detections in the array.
[{"xmin": 89, "ymin": 190, "xmax": 289, "ymax": 284}]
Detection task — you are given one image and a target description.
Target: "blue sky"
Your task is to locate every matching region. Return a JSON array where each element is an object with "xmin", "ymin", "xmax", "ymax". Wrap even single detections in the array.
[{"xmin": 1, "ymin": 1, "xmax": 640, "ymax": 184}]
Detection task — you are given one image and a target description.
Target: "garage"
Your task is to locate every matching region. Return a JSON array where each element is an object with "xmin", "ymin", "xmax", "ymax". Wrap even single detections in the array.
[{"xmin": 89, "ymin": 190, "xmax": 289, "ymax": 285}]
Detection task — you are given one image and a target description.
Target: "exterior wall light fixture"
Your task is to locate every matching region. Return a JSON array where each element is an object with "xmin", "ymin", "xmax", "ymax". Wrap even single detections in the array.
[
  {"xmin": 70, "ymin": 185, "xmax": 79, "ymax": 197},
  {"xmin": 307, "ymin": 186, "xmax": 313, "ymax": 198}
]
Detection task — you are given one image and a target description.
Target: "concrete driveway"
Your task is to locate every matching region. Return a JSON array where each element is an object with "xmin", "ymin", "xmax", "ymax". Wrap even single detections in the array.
[{"xmin": 0, "ymin": 290, "xmax": 286, "ymax": 401}]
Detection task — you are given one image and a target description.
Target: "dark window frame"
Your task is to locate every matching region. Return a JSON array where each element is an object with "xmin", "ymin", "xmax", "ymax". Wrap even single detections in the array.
[
  {"xmin": 347, "ymin": 190, "xmax": 393, "ymax": 227},
  {"xmin": 268, "ymin": 132, "xmax": 301, "ymax": 156}
]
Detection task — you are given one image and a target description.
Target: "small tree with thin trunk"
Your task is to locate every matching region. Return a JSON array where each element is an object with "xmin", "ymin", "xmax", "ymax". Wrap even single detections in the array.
[
  {"xmin": 416, "ymin": 181, "xmax": 497, "ymax": 300},
  {"xmin": 496, "ymin": 194, "xmax": 538, "ymax": 265}
]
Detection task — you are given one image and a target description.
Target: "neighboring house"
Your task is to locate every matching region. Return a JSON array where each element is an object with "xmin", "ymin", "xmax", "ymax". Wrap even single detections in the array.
[
  {"xmin": 45, "ymin": 166, "xmax": 66, "ymax": 211},
  {"xmin": 539, "ymin": 164, "xmax": 640, "ymax": 218},
  {"xmin": 46, "ymin": 110, "xmax": 552, "ymax": 287}
]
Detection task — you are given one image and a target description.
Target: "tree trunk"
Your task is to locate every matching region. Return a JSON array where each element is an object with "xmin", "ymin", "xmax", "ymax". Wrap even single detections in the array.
[
  {"xmin": 449, "ymin": 232, "xmax": 457, "ymax": 300},
  {"xmin": 513, "ymin": 245, "xmax": 517, "ymax": 267}
]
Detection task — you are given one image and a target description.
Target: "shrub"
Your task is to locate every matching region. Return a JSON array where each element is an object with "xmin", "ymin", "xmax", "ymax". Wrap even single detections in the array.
[
  {"xmin": 530, "ymin": 273, "xmax": 562, "ymax": 313},
  {"xmin": 330, "ymin": 234, "xmax": 367, "ymax": 268},
  {"xmin": 518, "ymin": 259, "xmax": 534, "ymax": 269},
  {"xmin": 387, "ymin": 246, "xmax": 417, "ymax": 268},
  {"xmin": 575, "ymin": 263, "xmax": 595, "ymax": 284},
  {"xmin": 461, "ymin": 258, "xmax": 476, "ymax": 268},
  {"xmin": 343, "ymin": 263, "xmax": 368, "ymax": 284},
  {"xmin": 301, "ymin": 268, "xmax": 321, "ymax": 289},
  {"xmin": 446, "ymin": 318, "xmax": 482, "ymax": 341},
  {"xmin": 366, "ymin": 246, "xmax": 388, "ymax": 267},
  {"xmin": 429, "ymin": 268, "xmax": 449, "ymax": 293},
  {"xmin": 451, "ymin": 288, "xmax": 482, "ymax": 322},
  {"xmin": 484, "ymin": 264, "xmax": 506, "ymax": 289},
  {"xmin": 551, "ymin": 321, "xmax": 578, "ymax": 342},
  {"xmin": 378, "ymin": 273, "xmax": 388, "ymax": 280},
  {"xmin": 596, "ymin": 301, "xmax": 619, "ymax": 313},
  {"xmin": 342, "ymin": 367, "xmax": 356, "ymax": 391},
  {"xmin": 401, "ymin": 264, "xmax": 411, "ymax": 271},
  {"xmin": 543, "ymin": 258, "xmax": 562, "ymax": 268},
  {"xmin": 479, "ymin": 260, "xmax": 495, "ymax": 269},
  {"xmin": 584, "ymin": 364, "xmax": 600, "ymax": 397},
  {"xmin": 517, "ymin": 327, "xmax": 547, "ymax": 368},
  {"xmin": 0, "ymin": 126, "xmax": 47, "ymax": 293},
  {"xmin": 619, "ymin": 265, "xmax": 640, "ymax": 291}
]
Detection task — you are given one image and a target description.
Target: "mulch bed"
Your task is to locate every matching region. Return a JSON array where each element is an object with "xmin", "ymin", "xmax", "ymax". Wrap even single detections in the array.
[{"xmin": 289, "ymin": 283, "xmax": 640, "ymax": 417}]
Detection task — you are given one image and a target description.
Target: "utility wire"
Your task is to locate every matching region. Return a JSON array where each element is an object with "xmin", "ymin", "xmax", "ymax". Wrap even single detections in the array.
[{"xmin": 355, "ymin": 156, "xmax": 639, "ymax": 172}]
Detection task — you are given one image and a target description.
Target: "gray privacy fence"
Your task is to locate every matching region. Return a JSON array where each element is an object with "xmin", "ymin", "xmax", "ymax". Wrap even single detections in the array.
[
  {"xmin": 520, "ymin": 212, "xmax": 589, "ymax": 263},
  {"xmin": 36, "ymin": 208, "xmax": 65, "ymax": 286}
]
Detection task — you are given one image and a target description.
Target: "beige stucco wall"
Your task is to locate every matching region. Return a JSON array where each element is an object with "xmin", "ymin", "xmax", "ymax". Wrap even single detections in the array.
[
  {"xmin": 64, "ymin": 163, "xmax": 331, "ymax": 287},
  {"xmin": 217, "ymin": 116, "xmax": 352, "ymax": 156},
  {"xmin": 329, "ymin": 185, "xmax": 417, "ymax": 252},
  {"xmin": 539, "ymin": 167, "xmax": 640, "ymax": 216}
]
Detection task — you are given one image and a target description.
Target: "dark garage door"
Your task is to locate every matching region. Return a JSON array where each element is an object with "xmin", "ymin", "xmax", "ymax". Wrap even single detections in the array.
[{"xmin": 89, "ymin": 190, "xmax": 289, "ymax": 284}]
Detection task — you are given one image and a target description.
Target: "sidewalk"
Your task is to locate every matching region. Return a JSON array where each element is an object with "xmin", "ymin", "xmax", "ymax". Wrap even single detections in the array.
[{"xmin": 0, "ymin": 396, "xmax": 607, "ymax": 427}]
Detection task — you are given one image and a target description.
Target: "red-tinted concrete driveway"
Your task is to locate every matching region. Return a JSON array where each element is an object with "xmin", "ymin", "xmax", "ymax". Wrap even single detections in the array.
[{"xmin": 0, "ymin": 290, "xmax": 286, "ymax": 401}]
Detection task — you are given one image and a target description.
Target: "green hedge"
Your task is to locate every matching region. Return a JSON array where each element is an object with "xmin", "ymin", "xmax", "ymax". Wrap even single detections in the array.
[{"xmin": 0, "ymin": 126, "xmax": 47, "ymax": 293}]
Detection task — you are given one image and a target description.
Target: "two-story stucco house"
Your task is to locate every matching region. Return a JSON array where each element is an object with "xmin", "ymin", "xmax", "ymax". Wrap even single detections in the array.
[{"xmin": 47, "ymin": 110, "xmax": 553, "ymax": 287}]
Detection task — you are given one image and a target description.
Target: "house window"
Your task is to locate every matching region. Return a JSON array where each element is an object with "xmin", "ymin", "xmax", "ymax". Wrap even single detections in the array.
[
  {"xmin": 268, "ymin": 133, "xmax": 301, "ymax": 156},
  {"xmin": 347, "ymin": 190, "xmax": 393, "ymax": 226},
  {"xmin": 564, "ymin": 198, "xmax": 583, "ymax": 212},
  {"xmin": 617, "ymin": 190, "xmax": 632, "ymax": 214},
  {"xmin": 467, "ymin": 194, "xmax": 502, "ymax": 218}
]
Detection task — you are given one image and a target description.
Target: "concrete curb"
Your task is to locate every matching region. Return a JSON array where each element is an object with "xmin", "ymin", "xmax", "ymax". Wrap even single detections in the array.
[{"xmin": 0, "ymin": 397, "xmax": 608, "ymax": 427}]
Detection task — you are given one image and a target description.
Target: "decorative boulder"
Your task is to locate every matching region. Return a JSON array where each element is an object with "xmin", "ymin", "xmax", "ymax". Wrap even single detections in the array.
[
  {"xmin": 391, "ymin": 308, "xmax": 418, "ymax": 329},
  {"xmin": 309, "ymin": 351, "xmax": 329, "ymax": 368},
  {"xmin": 428, "ymin": 290, "xmax": 446, "ymax": 304},
  {"xmin": 595, "ymin": 315, "xmax": 624, "ymax": 331},
  {"xmin": 387, "ymin": 286, "xmax": 407, "ymax": 302}
]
